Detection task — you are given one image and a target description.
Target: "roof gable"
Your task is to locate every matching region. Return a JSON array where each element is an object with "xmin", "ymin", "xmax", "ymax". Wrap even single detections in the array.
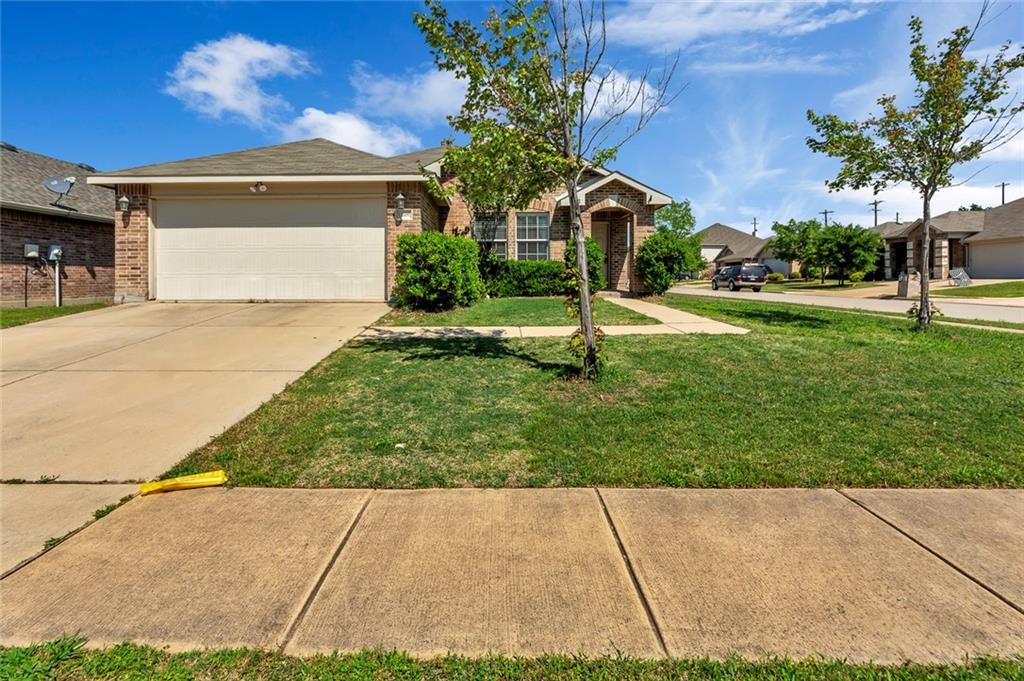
[
  {"xmin": 555, "ymin": 171, "xmax": 672, "ymax": 207},
  {"xmin": 695, "ymin": 223, "xmax": 769, "ymax": 258}
]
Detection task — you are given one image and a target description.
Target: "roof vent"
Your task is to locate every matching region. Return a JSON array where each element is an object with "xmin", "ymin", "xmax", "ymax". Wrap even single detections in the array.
[
  {"xmin": 76, "ymin": 162, "xmax": 97, "ymax": 172},
  {"xmin": 0, "ymin": 141, "xmax": 18, "ymax": 152}
]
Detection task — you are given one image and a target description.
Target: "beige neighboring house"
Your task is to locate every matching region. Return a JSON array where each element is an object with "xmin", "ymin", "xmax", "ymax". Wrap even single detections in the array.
[
  {"xmin": 874, "ymin": 197, "xmax": 1024, "ymax": 279},
  {"xmin": 695, "ymin": 222, "xmax": 795, "ymax": 276},
  {"xmin": 87, "ymin": 138, "xmax": 672, "ymax": 302}
]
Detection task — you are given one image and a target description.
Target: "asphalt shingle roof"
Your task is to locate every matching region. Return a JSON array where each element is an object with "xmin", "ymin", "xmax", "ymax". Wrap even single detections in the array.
[
  {"xmin": 1, "ymin": 142, "xmax": 113, "ymax": 221},
  {"xmin": 97, "ymin": 139, "xmax": 430, "ymax": 178},
  {"xmin": 964, "ymin": 197, "xmax": 1024, "ymax": 243},
  {"xmin": 695, "ymin": 222, "xmax": 769, "ymax": 259}
]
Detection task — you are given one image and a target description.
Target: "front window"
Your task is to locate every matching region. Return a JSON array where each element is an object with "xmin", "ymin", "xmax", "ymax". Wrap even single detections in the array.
[
  {"xmin": 473, "ymin": 214, "xmax": 507, "ymax": 259},
  {"xmin": 516, "ymin": 213, "xmax": 550, "ymax": 260}
]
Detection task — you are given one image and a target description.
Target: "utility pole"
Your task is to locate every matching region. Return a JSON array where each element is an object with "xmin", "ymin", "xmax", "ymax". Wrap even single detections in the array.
[
  {"xmin": 819, "ymin": 209, "xmax": 833, "ymax": 227},
  {"xmin": 868, "ymin": 199, "xmax": 884, "ymax": 227},
  {"xmin": 995, "ymin": 182, "xmax": 1010, "ymax": 205},
  {"xmin": 751, "ymin": 217, "xmax": 758, "ymax": 237}
]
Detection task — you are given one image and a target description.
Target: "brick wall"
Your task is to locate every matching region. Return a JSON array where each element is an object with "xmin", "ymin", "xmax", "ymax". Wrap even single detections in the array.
[
  {"xmin": 1, "ymin": 207, "xmax": 114, "ymax": 306},
  {"xmin": 385, "ymin": 182, "xmax": 433, "ymax": 298},
  {"xmin": 114, "ymin": 184, "xmax": 150, "ymax": 302}
]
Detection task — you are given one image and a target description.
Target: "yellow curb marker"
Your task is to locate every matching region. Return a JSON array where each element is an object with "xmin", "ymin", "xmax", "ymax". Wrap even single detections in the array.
[{"xmin": 139, "ymin": 470, "xmax": 227, "ymax": 496}]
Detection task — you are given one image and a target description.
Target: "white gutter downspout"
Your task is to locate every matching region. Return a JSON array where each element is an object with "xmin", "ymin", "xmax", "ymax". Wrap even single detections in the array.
[{"xmin": 626, "ymin": 218, "xmax": 633, "ymax": 292}]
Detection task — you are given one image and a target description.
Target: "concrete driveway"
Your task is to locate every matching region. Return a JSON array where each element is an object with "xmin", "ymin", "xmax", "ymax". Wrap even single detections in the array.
[{"xmin": 0, "ymin": 302, "xmax": 387, "ymax": 573}]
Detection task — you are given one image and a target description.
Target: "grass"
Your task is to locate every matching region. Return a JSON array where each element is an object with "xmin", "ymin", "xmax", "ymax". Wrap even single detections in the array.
[
  {"xmin": 3, "ymin": 639, "xmax": 1021, "ymax": 681},
  {"xmin": 762, "ymin": 280, "xmax": 887, "ymax": 293},
  {"xmin": 0, "ymin": 302, "xmax": 108, "ymax": 328},
  {"xmin": 166, "ymin": 295, "xmax": 1023, "ymax": 489},
  {"xmin": 381, "ymin": 296, "xmax": 657, "ymax": 326},
  {"xmin": 933, "ymin": 281, "xmax": 1024, "ymax": 298}
]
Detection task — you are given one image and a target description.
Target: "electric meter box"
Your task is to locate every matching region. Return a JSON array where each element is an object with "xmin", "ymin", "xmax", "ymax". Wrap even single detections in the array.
[{"xmin": 24, "ymin": 243, "xmax": 40, "ymax": 258}]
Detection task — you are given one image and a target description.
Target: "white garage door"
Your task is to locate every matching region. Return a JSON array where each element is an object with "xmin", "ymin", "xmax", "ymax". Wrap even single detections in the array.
[
  {"xmin": 969, "ymin": 241, "xmax": 1024, "ymax": 278},
  {"xmin": 154, "ymin": 197, "xmax": 386, "ymax": 300}
]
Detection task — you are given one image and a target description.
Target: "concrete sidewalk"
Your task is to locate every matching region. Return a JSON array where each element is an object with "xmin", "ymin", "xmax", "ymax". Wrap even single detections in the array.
[
  {"xmin": 2, "ymin": 487, "xmax": 1021, "ymax": 662},
  {"xmin": 669, "ymin": 285, "xmax": 1024, "ymax": 323}
]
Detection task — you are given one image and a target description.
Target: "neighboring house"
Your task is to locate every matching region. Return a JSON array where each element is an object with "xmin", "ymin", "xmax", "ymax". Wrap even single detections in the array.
[
  {"xmin": 1, "ymin": 143, "xmax": 114, "ymax": 306},
  {"xmin": 873, "ymin": 198, "xmax": 1023, "ymax": 279},
  {"xmin": 694, "ymin": 222, "xmax": 795, "ymax": 276},
  {"xmin": 86, "ymin": 138, "xmax": 672, "ymax": 302}
]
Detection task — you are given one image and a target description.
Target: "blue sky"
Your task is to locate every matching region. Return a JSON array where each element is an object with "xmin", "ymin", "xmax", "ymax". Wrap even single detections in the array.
[{"xmin": 2, "ymin": 1, "xmax": 1022, "ymax": 233}]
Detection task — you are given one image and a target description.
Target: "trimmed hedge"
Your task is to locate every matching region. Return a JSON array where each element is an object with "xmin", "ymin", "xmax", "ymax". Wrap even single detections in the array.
[
  {"xmin": 636, "ymin": 232, "xmax": 691, "ymax": 295},
  {"xmin": 483, "ymin": 257, "xmax": 567, "ymax": 297},
  {"xmin": 394, "ymin": 232, "xmax": 483, "ymax": 311},
  {"xmin": 564, "ymin": 237, "xmax": 607, "ymax": 292}
]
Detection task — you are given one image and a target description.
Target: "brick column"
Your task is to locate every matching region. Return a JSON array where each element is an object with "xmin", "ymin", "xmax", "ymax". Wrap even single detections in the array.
[
  {"xmin": 933, "ymin": 238, "xmax": 949, "ymax": 280},
  {"xmin": 385, "ymin": 182, "xmax": 427, "ymax": 300},
  {"xmin": 114, "ymin": 184, "xmax": 150, "ymax": 303},
  {"xmin": 884, "ymin": 243, "xmax": 893, "ymax": 279},
  {"xmin": 905, "ymin": 241, "xmax": 915, "ymax": 275}
]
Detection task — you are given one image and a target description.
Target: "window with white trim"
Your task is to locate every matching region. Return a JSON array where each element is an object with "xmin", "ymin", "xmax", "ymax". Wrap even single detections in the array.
[
  {"xmin": 516, "ymin": 213, "xmax": 550, "ymax": 260},
  {"xmin": 473, "ymin": 214, "xmax": 507, "ymax": 259}
]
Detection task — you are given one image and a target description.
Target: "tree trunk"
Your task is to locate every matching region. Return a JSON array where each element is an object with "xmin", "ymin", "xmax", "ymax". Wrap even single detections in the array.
[
  {"xmin": 567, "ymin": 181, "xmax": 598, "ymax": 374},
  {"xmin": 918, "ymin": 195, "xmax": 932, "ymax": 328}
]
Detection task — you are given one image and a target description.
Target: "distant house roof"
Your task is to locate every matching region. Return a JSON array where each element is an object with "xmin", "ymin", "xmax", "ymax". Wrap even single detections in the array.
[
  {"xmin": 871, "ymin": 220, "xmax": 910, "ymax": 239},
  {"xmin": 964, "ymin": 197, "xmax": 1024, "ymax": 243},
  {"xmin": 695, "ymin": 222, "xmax": 769, "ymax": 261},
  {"xmin": 898, "ymin": 208, "xmax": 986, "ymax": 237},
  {"xmin": 88, "ymin": 139, "xmax": 429, "ymax": 183},
  {"xmin": 1, "ymin": 142, "xmax": 113, "ymax": 222}
]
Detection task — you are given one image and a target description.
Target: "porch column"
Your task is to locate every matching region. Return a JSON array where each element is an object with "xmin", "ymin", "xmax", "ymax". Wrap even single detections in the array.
[
  {"xmin": 905, "ymin": 240, "xmax": 915, "ymax": 275},
  {"xmin": 114, "ymin": 183, "xmax": 151, "ymax": 304},
  {"xmin": 933, "ymin": 238, "xmax": 949, "ymax": 279},
  {"xmin": 884, "ymin": 243, "xmax": 893, "ymax": 279}
]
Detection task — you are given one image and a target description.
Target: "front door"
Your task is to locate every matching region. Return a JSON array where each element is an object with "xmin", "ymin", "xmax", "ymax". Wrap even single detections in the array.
[{"xmin": 591, "ymin": 221, "xmax": 610, "ymax": 287}]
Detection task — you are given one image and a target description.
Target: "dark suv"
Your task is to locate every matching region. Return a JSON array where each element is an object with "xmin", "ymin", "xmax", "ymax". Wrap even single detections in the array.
[{"xmin": 711, "ymin": 264, "xmax": 768, "ymax": 292}]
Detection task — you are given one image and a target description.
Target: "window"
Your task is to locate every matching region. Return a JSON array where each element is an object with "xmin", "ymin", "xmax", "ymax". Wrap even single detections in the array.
[
  {"xmin": 473, "ymin": 214, "xmax": 507, "ymax": 259},
  {"xmin": 516, "ymin": 213, "xmax": 550, "ymax": 260}
]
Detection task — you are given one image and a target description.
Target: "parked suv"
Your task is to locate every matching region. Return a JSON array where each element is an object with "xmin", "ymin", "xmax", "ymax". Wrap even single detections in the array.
[{"xmin": 711, "ymin": 264, "xmax": 768, "ymax": 292}]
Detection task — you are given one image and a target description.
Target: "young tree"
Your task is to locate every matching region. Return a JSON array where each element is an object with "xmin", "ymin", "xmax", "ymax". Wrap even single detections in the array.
[
  {"xmin": 769, "ymin": 218, "xmax": 822, "ymax": 278},
  {"xmin": 416, "ymin": 0, "xmax": 678, "ymax": 376},
  {"xmin": 816, "ymin": 223, "xmax": 884, "ymax": 286},
  {"xmin": 654, "ymin": 200, "xmax": 703, "ymax": 273},
  {"xmin": 806, "ymin": 3, "xmax": 1023, "ymax": 327}
]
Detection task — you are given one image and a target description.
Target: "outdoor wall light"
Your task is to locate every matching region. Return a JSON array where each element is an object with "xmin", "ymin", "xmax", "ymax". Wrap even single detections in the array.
[
  {"xmin": 394, "ymin": 192, "xmax": 406, "ymax": 223},
  {"xmin": 249, "ymin": 181, "xmax": 268, "ymax": 193},
  {"xmin": 117, "ymin": 194, "xmax": 131, "ymax": 212}
]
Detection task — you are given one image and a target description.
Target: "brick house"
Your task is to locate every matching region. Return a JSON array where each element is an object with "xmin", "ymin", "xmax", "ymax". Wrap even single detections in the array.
[
  {"xmin": 1, "ymin": 143, "xmax": 114, "ymax": 306},
  {"xmin": 86, "ymin": 139, "xmax": 672, "ymax": 302}
]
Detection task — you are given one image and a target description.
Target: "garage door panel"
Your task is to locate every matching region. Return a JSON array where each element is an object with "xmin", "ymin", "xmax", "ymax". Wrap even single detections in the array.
[
  {"xmin": 157, "ymin": 198, "xmax": 386, "ymax": 229},
  {"xmin": 154, "ymin": 199, "xmax": 385, "ymax": 301}
]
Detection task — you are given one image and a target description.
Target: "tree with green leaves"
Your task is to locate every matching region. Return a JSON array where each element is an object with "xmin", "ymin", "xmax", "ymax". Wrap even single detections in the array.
[
  {"xmin": 958, "ymin": 203, "xmax": 987, "ymax": 211},
  {"xmin": 653, "ymin": 199, "xmax": 703, "ymax": 274},
  {"xmin": 816, "ymin": 223, "xmax": 884, "ymax": 286},
  {"xmin": 769, "ymin": 218, "xmax": 823, "ymax": 279},
  {"xmin": 806, "ymin": 2, "xmax": 1023, "ymax": 327},
  {"xmin": 415, "ymin": 0, "xmax": 678, "ymax": 376}
]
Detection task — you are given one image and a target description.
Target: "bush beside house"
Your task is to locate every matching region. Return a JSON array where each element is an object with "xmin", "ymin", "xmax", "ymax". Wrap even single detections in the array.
[
  {"xmin": 394, "ymin": 232, "xmax": 483, "ymax": 311},
  {"xmin": 636, "ymin": 232, "xmax": 693, "ymax": 294}
]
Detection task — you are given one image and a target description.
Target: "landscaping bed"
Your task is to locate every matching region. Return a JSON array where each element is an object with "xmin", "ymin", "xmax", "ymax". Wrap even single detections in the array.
[
  {"xmin": 167, "ymin": 296, "xmax": 1023, "ymax": 489},
  {"xmin": 0, "ymin": 303, "xmax": 109, "ymax": 328},
  {"xmin": 381, "ymin": 296, "xmax": 657, "ymax": 327}
]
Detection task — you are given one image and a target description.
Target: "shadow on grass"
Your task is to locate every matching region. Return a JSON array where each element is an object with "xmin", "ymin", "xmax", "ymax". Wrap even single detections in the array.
[
  {"xmin": 354, "ymin": 336, "xmax": 581, "ymax": 379},
  {"xmin": 713, "ymin": 306, "xmax": 833, "ymax": 329}
]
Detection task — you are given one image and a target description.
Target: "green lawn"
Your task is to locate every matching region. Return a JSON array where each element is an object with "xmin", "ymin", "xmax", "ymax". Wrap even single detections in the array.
[
  {"xmin": 762, "ymin": 280, "xmax": 887, "ymax": 293},
  {"xmin": 166, "ymin": 295, "xmax": 1023, "ymax": 488},
  {"xmin": 933, "ymin": 281, "xmax": 1024, "ymax": 298},
  {"xmin": 381, "ymin": 296, "xmax": 657, "ymax": 326},
  {"xmin": 3, "ymin": 639, "xmax": 1021, "ymax": 680},
  {"xmin": 0, "ymin": 303, "xmax": 109, "ymax": 328}
]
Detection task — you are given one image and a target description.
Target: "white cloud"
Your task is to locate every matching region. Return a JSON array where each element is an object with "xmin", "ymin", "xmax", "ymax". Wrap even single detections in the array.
[
  {"xmin": 165, "ymin": 34, "xmax": 312, "ymax": 127},
  {"xmin": 282, "ymin": 108, "xmax": 421, "ymax": 156},
  {"xmin": 608, "ymin": 1, "xmax": 870, "ymax": 50},
  {"xmin": 692, "ymin": 49, "xmax": 843, "ymax": 75},
  {"xmin": 350, "ymin": 62, "xmax": 466, "ymax": 123},
  {"xmin": 587, "ymin": 67, "xmax": 663, "ymax": 119}
]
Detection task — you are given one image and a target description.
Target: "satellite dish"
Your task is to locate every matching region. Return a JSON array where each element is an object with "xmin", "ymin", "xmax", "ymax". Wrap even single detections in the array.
[{"xmin": 43, "ymin": 175, "xmax": 76, "ymax": 207}]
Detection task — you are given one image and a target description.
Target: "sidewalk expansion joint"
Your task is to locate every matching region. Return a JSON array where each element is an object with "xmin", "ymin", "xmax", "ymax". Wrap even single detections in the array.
[
  {"xmin": 278, "ymin": 490, "xmax": 375, "ymax": 652},
  {"xmin": 833, "ymin": 489, "xmax": 1024, "ymax": 618},
  {"xmin": 594, "ymin": 488, "xmax": 669, "ymax": 657}
]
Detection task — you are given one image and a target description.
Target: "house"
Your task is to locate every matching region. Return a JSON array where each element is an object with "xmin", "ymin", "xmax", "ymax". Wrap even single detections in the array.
[
  {"xmin": 1, "ymin": 143, "xmax": 114, "ymax": 306},
  {"xmin": 86, "ymin": 138, "xmax": 672, "ymax": 302},
  {"xmin": 874, "ymin": 198, "xmax": 1024, "ymax": 279},
  {"xmin": 694, "ymin": 222, "xmax": 795, "ymax": 276}
]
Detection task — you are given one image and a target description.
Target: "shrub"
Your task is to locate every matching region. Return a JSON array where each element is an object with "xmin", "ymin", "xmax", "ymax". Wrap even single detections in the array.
[
  {"xmin": 636, "ymin": 232, "xmax": 690, "ymax": 295},
  {"xmin": 484, "ymin": 258, "xmax": 567, "ymax": 297},
  {"xmin": 850, "ymin": 271, "xmax": 866, "ymax": 283},
  {"xmin": 788, "ymin": 271, "xmax": 803, "ymax": 279},
  {"xmin": 394, "ymin": 232, "xmax": 483, "ymax": 311},
  {"xmin": 564, "ymin": 237, "xmax": 606, "ymax": 292},
  {"xmin": 767, "ymin": 272, "xmax": 786, "ymax": 282}
]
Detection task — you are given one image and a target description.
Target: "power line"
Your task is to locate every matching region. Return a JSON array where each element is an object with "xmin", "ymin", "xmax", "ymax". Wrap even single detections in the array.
[{"xmin": 819, "ymin": 209, "xmax": 833, "ymax": 227}]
